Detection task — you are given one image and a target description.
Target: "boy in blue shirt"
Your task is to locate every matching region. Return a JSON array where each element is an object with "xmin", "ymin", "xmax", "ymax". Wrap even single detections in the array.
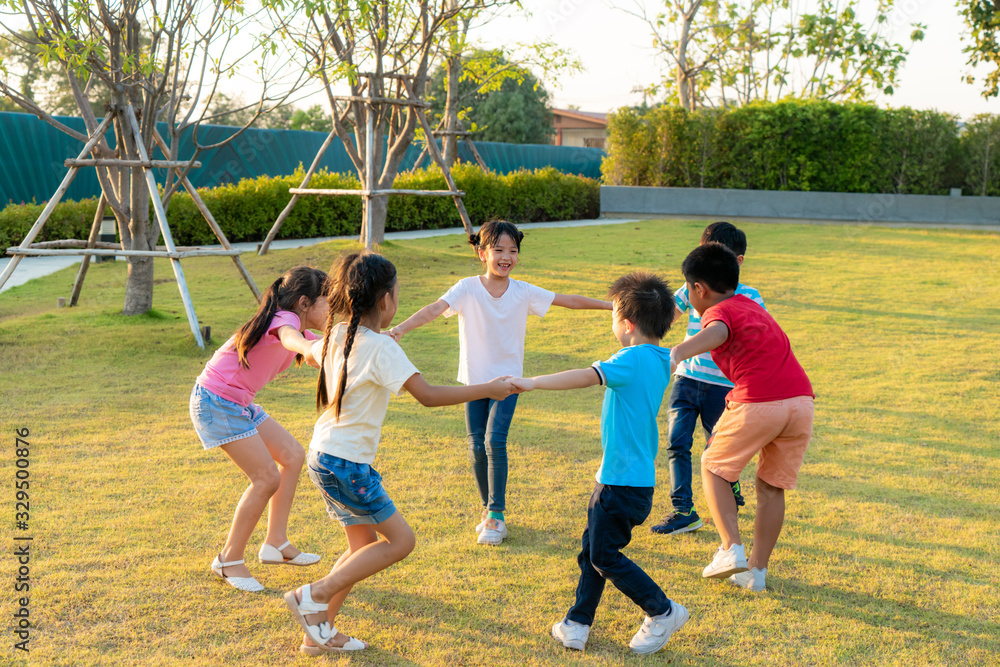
[
  {"xmin": 513, "ymin": 272, "xmax": 687, "ymax": 655},
  {"xmin": 652, "ymin": 222, "xmax": 766, "ymax": 536}
]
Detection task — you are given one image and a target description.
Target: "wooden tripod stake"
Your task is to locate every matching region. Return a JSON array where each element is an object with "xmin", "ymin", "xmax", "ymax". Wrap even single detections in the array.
[
  {"xmin": 258, "ymin": 74, "xmax": 475, "ymax": 255},
  {"xmin": 1, "ymin": 106, "xmax": 260, "ymax": 348}
]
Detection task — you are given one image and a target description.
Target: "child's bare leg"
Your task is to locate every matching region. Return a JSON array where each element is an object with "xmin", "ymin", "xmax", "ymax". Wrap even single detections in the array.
[
  {"xmin": 257, "ymin": 418, "xmax": 306, "ymax": 558},
  {"xmin": 702, "ymin": 465, "xmax": 741, "ymax": 548},
  {"xmin": 294, "ymin": 513, "xmax": 414, "ymax": 650},
  {"xmin": 219, "ymin": 436, "xmax": 281, "ymax": 577},
  {"xmin": 300, "ymin": 524, "xmax": 378, "ymax": 649},
  {"xmin": 749, "ymin": 477, "xmax": 784, "ymax": 569}
]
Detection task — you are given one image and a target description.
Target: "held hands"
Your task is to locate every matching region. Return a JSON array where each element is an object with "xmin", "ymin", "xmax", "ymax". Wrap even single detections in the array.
[
  {"xmin": 510, "ymin": 377, "xmax": 535, "ymax": 393},
  {"xmin": 485, "ymin": 375, "xmax": 521, "ymax": 400}
]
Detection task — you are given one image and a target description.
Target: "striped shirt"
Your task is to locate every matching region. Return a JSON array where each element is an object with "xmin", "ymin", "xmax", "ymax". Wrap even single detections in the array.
[{"xmin": 674, "ymin": 283, "xmax": 766, "ymax": 387}]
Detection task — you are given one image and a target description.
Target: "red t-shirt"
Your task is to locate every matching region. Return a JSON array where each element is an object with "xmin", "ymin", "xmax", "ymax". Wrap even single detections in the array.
[{"xmin": 701, "ymin": 294, "xmax": 814, "ymax": 403}]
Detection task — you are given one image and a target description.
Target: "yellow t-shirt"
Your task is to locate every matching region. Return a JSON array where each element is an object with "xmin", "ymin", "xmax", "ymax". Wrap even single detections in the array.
[{"xmin": 309, "ymin": 324, "xmax": 419, "ymax": 464}]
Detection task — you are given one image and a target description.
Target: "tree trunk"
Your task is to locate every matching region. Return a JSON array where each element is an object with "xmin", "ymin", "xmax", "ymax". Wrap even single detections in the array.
[
  {"xmin": 443, "ymin": 54, "xmax": 461, "ymax": 167},
  {"xmin": 120, "ymin": 115, "xmax": 157, "ymax": 316}
]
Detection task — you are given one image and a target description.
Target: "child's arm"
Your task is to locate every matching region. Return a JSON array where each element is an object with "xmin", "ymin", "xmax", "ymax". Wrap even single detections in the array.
[
  {"xmin": 387, "ymin": 299, "xmax": 449, "ymax": 342},
  {"xmin": 511, "ymin": 368, "xmax": 602, "ymax": 392},
  {"xmin": 551, "ymin": 294, "xmax": 613, "ymax": 310},
  {"xmin": 671, "ymin": 321, "xmax": 729, "ymax": 364},
  {"xmin": 402, "ymin": 373, "xmax": 515, "ymax": 407},
  {"xmin": 277, "ymin": 326, "xmax": 321, "ymax": 368}
]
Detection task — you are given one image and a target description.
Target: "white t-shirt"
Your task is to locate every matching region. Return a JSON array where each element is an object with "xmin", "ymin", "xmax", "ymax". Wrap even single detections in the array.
[
  {"xmin": 309, "ymin": 323, "xmax": 419, "ymax": 464},
  {"xmin": 440, "ymin": 276, "xmax": 555, "ymax": 385}
]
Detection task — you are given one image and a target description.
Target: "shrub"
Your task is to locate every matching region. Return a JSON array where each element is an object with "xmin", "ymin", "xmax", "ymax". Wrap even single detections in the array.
[{"xmin": 0, "ymin": 166, "xmax": 599, "ymax": 248}]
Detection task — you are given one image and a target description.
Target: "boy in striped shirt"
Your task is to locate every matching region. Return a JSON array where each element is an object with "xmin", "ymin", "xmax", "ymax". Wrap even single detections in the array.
[{"xmin": 651, "ymin": 222, "xmax": 765, "ymax": 536}]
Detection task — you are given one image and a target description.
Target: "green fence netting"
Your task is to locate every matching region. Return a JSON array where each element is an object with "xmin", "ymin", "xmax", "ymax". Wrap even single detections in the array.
[{"xmin": 0, "ymin": 111, "xmax": 603, "ymax": 206}]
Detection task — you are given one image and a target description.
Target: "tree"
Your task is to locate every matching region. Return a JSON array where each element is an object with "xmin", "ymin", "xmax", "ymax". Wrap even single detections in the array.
[
  {"xmin": 626, "ymin": 0, "xmax": 925, "ymax": 110},
  {"xmin": 290, "ymin": 105, "xmax": 331, "ymax": 132},
  {"xmin": 288, "ymin": 0, "xmax": 514, "ymax": 244},
  {"xmin": 430, "ymin": 4, "xmax": 578, "ymax": 165},
  {"xmin": 428, "ymin": 51, "xmax": 554, "ymax": 146},
  {"xmin": 959, "ymin": 1, "xmax": 1000, "ymax": 98},
  {"xmin": 0, "ymin": 0, "xmax": 305, "ymax": 315}
]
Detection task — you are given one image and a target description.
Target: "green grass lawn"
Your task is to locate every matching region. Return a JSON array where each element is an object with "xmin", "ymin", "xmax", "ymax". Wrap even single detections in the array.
[{"xmin": 1, "ymin": 220, "xmax": 998, "ymax": 666}]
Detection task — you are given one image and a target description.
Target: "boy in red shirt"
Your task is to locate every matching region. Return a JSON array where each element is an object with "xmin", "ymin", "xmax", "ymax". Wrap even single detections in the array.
[{"xmin": 671, "ymin": 243, "xmax": 814, "ymax": 592}]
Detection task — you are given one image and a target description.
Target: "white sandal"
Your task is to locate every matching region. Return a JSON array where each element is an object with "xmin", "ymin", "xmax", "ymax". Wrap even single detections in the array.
[
  {"xmin": 284, "ymin": 585, "xmax": 367, "ymax": 653},
  {"xmin": 258, "ymin": 540, "xmax": 321, "ymax": 566},
  {"xmin": 210, "ymin": 554, "xmax": 264, "ymax": 592}
]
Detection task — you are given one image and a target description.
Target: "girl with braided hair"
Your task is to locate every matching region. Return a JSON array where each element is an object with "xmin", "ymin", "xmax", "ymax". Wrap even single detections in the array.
[
  {"xmin": 284, "ymin": 251, "xmax": 516, "ymax": 655},
  {"xmin": 190, "ymin": 266, "xmax": 329, "ymax": 593}
]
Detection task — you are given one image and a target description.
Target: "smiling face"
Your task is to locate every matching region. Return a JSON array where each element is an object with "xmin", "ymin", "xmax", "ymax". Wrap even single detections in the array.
[{"xmin": 478, "ymin": 233, "xmax": 519, "ymax": 279}]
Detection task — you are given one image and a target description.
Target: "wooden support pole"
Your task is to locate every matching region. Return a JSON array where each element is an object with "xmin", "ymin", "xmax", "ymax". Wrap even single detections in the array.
[
  {"xmin": 363, "ymin": 99, "xmax": 374, "ymax": 249},
  {"xmin": 125, "ymin": 104, "xmax": 204, "ymax": 348},
  {"xmin": 0, "ymin": 112, "xmax": 114, "ymax": 292},
  {"xmin": 464, "ymin": 136, "xmax": 489, "ymax": 172},
  {"xmin": 290, "ymin": 188, "xmax": 465, "ymax": 197},
  {"xmin": 400, "ymin": 79, "xmax": 474, "ymax": 237},
  {"xmin": 8, "ymin": 248, "xmax": 242, "ymax": 259},
  {"xmin": 69, "ymin": 195, "xmax": 107, "ymax": 307},
  {"xmin": 327, "ymin": 95, "xmax": 429, "ymax": 108},
  {"xmin": 258, "ymin": 129, "xmax": 338, "ymax": 256},
  {"xmin": 151, "ymin": 129, "xmax": 260, "ymax": 301},
  {"xmin": 65, "ymin": 159, "xmax": 202, "ymax": 168}
]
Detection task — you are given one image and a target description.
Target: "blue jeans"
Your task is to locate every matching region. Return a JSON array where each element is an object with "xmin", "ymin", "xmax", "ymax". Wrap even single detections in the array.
[
  {"xmin": 465, "ymin": 394, "xmax": 518, "ymax": 513},
  {"xmin": 566, "ymin": 484, "xmax": 671, "ymax": 626},
  {"xmin": 666, "ymin": 375, "xmax": 731, "ymax": 513}
]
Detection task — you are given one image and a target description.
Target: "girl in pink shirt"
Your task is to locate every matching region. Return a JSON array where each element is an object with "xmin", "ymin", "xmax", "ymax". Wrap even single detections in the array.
[{"xmin": 190, "ymin": 266, "xmax": 330, "ymax": 592}]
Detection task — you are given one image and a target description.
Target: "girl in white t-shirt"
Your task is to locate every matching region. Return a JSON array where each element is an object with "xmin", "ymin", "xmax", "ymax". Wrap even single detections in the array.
[
  {"xmin": 284, "ymin": 251, "xmax": 516, "ymax": 655},
  {"xmin": 388, "ymin": 220, "xmax": 611, "ymax": 546}
]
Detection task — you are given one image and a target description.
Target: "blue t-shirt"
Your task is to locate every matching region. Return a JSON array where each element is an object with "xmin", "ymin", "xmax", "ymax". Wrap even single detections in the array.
[{"xmin": 591, "ymin": 345, "xmax": 673, "ymax": 487}]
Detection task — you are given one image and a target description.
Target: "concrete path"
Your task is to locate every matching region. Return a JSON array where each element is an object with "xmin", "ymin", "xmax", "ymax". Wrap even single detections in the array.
[{"xmin": 0, "ymin": 218, "xmax": 639, "ymax": 294}]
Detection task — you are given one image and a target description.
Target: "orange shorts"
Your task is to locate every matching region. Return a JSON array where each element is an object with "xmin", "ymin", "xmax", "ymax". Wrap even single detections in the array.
[{"xmin": 701, "ymin": 396, "xmax": 814, "ymax": 490}]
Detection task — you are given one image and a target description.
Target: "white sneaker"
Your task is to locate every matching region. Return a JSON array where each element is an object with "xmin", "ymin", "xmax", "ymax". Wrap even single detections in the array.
[
  {"xmin": 729, "ymin": 567, "xmax": 766, "ymax": 592},
  {"xmin": 552, "ymin": 618, "xmax": 590, "ymax": 650},
  {"xmin": 702, "ymin": 544, "xmax": 748, "ymax": 579},
  {"xmin": 629, "ymin": 603, "xmax": 689, "ymax": 654},
  {"xmin": 477, "ymin": 518, "xmax": 507, "ymax": 546}
]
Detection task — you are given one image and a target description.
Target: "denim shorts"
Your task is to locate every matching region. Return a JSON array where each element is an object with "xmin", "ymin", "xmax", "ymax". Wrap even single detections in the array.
[
  {"xmin": 189, "ymin": 384, "xmax": 269, "ymax": 450},
  {"xmin": 307, "ymin": 450, "xmax": 397, "ymax": 526}
]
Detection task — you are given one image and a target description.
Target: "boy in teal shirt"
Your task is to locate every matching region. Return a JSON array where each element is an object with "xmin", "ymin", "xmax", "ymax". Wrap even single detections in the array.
[{"xmin": 513, "ymin": 272, "xmax": 687, "ymax": 655}]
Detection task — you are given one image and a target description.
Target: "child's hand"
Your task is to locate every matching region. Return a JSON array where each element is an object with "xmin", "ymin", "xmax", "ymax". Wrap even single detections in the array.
[
  {"xmin": 304, "ymin": 349, "xmax": 322, "ymax": 369},
  {"xmin": 485, "ymin": 375, "xmax": 516, "ymax": 399},
  {"xmin": 510, "ymin": 377, "xmax": 535, "ymax": 393},
  {"xmin": 384, "ymin": 327, "xmax": 402, "ymax": 343}
]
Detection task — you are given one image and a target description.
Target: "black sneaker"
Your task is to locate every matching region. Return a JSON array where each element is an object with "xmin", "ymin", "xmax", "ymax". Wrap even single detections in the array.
[
  {"xmin": 731, "ymin": 481, "xmax": 745, "ymax": 508},
  {"xmin": 650, "ymin": 510, "xmax": 703, "ymax": 535}
]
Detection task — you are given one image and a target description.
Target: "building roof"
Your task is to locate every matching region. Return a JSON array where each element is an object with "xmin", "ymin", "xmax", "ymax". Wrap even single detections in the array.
[{"xmin": 551, "ymin": 108, "xmax": 608, "ymax": 126}]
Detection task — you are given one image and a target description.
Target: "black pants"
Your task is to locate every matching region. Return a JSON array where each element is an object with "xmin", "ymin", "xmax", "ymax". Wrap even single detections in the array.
[{"xmin": 566, "ymin": 483, "xmax": 671, "ymax": 626}]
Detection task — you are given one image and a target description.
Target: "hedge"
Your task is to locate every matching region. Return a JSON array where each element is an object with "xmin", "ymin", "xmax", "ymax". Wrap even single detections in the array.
[
  {"xmin": 0, "ymin": 164, "xmax": 599, "ymax": 249},
  {"xmin": 602, "ymin": 99, "xmax": 987, "ymax": 196}
]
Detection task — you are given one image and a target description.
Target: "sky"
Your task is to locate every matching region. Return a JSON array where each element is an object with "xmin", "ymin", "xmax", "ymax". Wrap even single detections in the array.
[{"xmin": 464, "ymin": 0, "xmax": 998, "ymax": 120}]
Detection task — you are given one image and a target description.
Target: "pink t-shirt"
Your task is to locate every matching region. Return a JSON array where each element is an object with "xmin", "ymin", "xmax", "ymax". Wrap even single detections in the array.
[
  {"xmin": 196, "ymin": 310, "xmax": 318, "ymax": 407},
  {"xmin": 701, "ymin": 295, "xmax": 814, "ymax": 404}
]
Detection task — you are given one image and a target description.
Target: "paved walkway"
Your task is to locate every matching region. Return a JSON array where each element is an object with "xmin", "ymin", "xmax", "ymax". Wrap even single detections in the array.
[{"xmin": 0, "ymin": 218, "xmax": 639, "ymax": 293}]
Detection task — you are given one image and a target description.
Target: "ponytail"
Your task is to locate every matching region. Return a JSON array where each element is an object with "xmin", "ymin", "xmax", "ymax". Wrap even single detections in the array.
[
  {"xmin": 316, "ymin": 251, "xmax": 398, "ymax": 420},
  {"xmin": 234, "ymin": 267, "xmax": 328, "ymax": 369}
]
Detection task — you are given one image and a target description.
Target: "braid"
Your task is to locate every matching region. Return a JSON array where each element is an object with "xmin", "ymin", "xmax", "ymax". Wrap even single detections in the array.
[
  {"xmin": 315, "ymin": 250, "xmax": 398, "ymax": 420},
  {"xmin": 315, "ymin": 302, "xmax": 337, "ymax": 412},
  {"xmin": 332, "ymin": 302, "xmax": 363, "ymax": 421}
]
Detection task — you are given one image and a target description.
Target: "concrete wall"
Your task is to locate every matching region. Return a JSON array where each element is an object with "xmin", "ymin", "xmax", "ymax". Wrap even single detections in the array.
[{"xmin": 601, "ymin": 186, "xmax": 1000, "ymax": 226}]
